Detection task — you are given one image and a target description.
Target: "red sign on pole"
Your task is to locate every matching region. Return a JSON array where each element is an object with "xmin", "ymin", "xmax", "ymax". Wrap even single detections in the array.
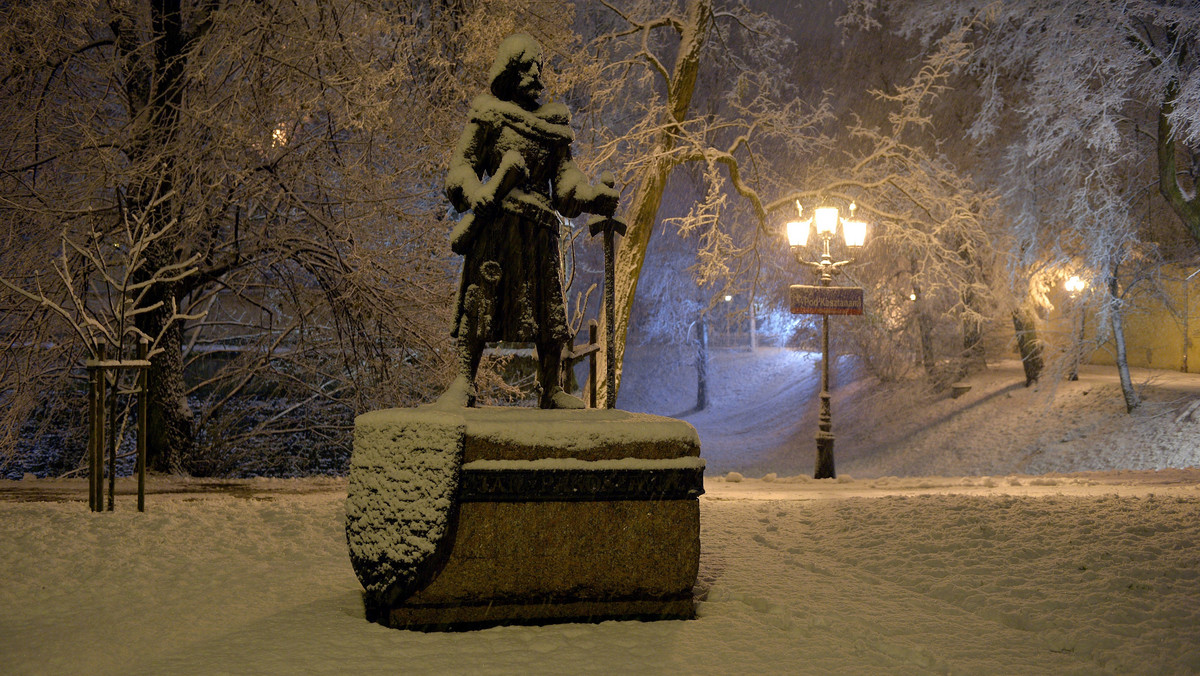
[{"xmin": 789, "ymin": 285, "xmax": 864, "ymax": 315}]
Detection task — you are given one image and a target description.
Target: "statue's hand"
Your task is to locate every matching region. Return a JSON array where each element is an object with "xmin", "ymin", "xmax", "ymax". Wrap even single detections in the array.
[
  {"xmin": 590, "ymin": 170, "xmax": 620, "ymax": 217},
  {"xmin": 474, "ymin": 150, "xmax": 528, "ymax": 214}
]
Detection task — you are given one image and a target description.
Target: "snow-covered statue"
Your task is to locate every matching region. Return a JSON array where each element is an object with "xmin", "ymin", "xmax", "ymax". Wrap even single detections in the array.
[
  {"xmin": 348, "ymin": 47, "xmax": 698, "ymax": 621},
  {"xmin": 442, "ymin": 33, "xmax": 619, "ymax": 409}
]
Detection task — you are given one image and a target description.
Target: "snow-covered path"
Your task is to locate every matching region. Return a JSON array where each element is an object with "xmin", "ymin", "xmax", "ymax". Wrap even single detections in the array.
[
  {"xmin": 3, "ymin": 474, "xmax": 1199, "ymax": 675},
  {"xmin": 622, "ymin": 346, "xmax": 1200, "ymax": 479}
]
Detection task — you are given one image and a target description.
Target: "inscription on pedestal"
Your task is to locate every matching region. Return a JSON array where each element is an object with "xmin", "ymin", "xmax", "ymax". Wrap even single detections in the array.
[{"xmin": 459, "ymin": 459, "xmax": 705, "ymax": 502}]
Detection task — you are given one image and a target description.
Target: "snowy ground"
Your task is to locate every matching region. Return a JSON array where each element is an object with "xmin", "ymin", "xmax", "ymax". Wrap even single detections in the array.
[
  {"xmin": 3, "ymin": 348, "xmax": 1200, "ymax": 674},
  {"xmin": 2, "ymin": 473, "xmax": 1199, "ymax": 675}
]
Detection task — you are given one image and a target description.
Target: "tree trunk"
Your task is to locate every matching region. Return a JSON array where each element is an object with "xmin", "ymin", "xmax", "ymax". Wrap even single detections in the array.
[
  {"xmin": 961, "ymin": 314, "xmax": 984, "ymax": 370},
  {"xmin": 960, "ymin": 286, "xmax": 986, "ymax": 371},
  {"xmin": 599, "ymin": 0, "xmax": 713, "ymax": 405},
  {"xmin": 136, "ymin": 289, "xmax": 191, "ymax": 473},
  {"xmin": 116, "ymin": 0, "xmax": 201, "ymax": 472},
  {"xmin": 1158, "ymin": 75, "xmax": 1200, "ymax": 244},
  {"xmin": 957, "ymin": 244, "xmax": 987, "ymax": 372},
  {"xmin": 1011, "ymin": 304, "xmax": 1043, "ymax": 387},
  {"xmin": 749, "ymin": 310, "xmax": 757, "ymax": 352},
  {"xmin": 918, "ymin": 314, "xmax": 936, "ymax": 378},
  {"xmin": 913, "ymin": 286, "xmax": 936, "ymax": 379},
  {"xmin": 1108, "ymin": 271, "xmax": 1139, "ymax": 413}
]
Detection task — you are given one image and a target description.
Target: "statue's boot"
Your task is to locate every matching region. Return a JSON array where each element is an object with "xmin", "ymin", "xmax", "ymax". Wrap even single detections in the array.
[
  {"xmin": 536, "ymin": 339, "xmax": 583, "ymax": 409},
  {"xmin": 542, "ymin": 386, "xmax": 586, "ymax": 409},
  {"xmin": 432, "ymin": 373, "xmax": 476, "ymax": 409}
]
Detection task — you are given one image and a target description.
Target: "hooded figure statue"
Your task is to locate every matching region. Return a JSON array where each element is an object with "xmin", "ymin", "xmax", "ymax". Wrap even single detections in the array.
[{"xmin": 441, "ymin": 33, "xmax": 619, "ymax": 409}]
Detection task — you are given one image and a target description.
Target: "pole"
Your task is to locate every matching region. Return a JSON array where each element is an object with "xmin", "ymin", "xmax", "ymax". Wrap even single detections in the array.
[
  {"xmin": 138, "ymin": 338, "xmax": 148, "ymax": 512},
  {"xmin": 587, "ymin": 321, "xmax": 598, "ymax": 409},
  {"xmin": 1070, "ymin": 303, "xmax": 1083, "ymax": 381},
  {"xmin": 815, "ymin": 313, "xmax": 835, "ymax": 479},
  {"xmin": 96, "ymin": 344, "xmax": 107, "ymax": 510},
  {"xmin": 586, "ymin": 175, "xmax": 626, "ymax": 410},
  {"xmin": 107, "ymin": 363, "xmax": 116, "ymax": 511},
  {"xmin": 88, "ymin": 364, "xmax": 98, "ymax": 512},
  {"xmin": 813, "ymin": 238, "xmax": 837, "ymax": 480}
]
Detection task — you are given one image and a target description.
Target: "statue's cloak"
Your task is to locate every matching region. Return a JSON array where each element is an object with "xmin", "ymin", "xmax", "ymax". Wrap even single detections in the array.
[{"xmin": 447, "ymin": 94, "xmax": 576, "ymax": 345}]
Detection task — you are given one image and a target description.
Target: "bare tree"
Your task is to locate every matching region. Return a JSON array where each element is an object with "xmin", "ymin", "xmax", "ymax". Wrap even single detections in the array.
[
  {"xmin": 0, "ymin": 0, "xmax": 579, "ymax": 475},
  {"xmin": 571, "ymin": 0, "xmax": 836, "ymax": 403},
  {"xmin": 563, "ymin": 0, "xmax": 1007, "ymax": 409},
  {"xmin": 0, "ymin": 183, "xmax": 201, "ymax": 472}
]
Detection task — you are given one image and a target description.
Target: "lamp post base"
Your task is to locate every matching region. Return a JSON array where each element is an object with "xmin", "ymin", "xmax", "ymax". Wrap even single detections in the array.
[{"xmin": 815, "ymin": 432, "xmax": 835, "ymax": 479}]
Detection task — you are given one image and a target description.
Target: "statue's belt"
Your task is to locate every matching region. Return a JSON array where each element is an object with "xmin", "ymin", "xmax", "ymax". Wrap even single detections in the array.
[{"xmin": 498, "ymin": 190, "xmax": 559, "ymax": 231}]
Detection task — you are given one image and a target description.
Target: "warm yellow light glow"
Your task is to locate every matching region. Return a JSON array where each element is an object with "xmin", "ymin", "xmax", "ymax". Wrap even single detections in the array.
[
  {"xmin": 272, "ymin": 125, "xmax": 288, "ymax": 147},
  {"xmin": 1065, "ymin": 275, "xmax": 1086, "ymax": 294},
  {"xmin": 814, "ymin": 207, "xmax": 838, "ymax": 236},
  {"xmin": 909, "ymin": 293, "xmax": 917, "ymax": 301},
  {"xmin": 843, "ymin": 219, "xmax": 867, "ymax": 247},
  {"xmin": 723, "ymin": 294, "xmax": 732, "ymax": 302},
  {"xmin": 786, "ymin": 220, "xmax": 810, "ymax": 247}
]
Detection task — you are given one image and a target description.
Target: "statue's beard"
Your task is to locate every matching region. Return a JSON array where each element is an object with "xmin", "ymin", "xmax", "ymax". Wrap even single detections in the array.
[{"xmin": 515, "ymin": 78, "xmax": 543, "ymax": 110}]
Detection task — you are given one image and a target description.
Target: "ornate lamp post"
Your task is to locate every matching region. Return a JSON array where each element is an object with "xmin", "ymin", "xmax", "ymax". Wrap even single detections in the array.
[
  {"xmin": 786, "ymin": 202, "xmax": 867, "ymax": 479},
  {"xmin": 1065, "ymin": 275, "xmax": 1087, "ymax": 381}
]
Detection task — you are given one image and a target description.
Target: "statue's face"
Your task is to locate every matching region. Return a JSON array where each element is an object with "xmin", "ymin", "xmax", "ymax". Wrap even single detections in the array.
[{"xmin": 512, "ymin": 55, "xmax": 544, "ymax": 110}]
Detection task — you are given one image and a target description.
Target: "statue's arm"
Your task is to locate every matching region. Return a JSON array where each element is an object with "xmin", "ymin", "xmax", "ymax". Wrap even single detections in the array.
[
  {"xmin": 554, "ymin": 156, "xmax": 618, "ymax": 219},
  {"xmin": 445, "ymin": 120, "xmax": 488, "ymax": 213}
]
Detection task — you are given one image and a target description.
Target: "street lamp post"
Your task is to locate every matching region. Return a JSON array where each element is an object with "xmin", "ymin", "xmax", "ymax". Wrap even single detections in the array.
[
  {"xmin": 1065, "ymin": 275, "xmax": 1087, "ymax": 381},
  {"xmin": 786, "ymin": 201, "xmax": 867, "ymax": 479}
]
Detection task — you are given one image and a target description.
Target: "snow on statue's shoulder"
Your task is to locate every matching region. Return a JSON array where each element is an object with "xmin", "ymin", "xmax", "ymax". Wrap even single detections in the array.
[{"xmin": 537, "ymin": 101, "xmax": 569, "ymax": 125}]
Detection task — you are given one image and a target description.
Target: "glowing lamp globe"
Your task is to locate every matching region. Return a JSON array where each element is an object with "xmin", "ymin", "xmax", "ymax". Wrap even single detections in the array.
[
  {"xmin": 843, "ymin": 219, "xmax": 867, "ymax": 248},
  {"xmin": 1065, "ymin": 275, "xmax": 1086, "ymax": 294},
  {"xmin": 786, "ymin": 220, "xmax": 810, "ymax": 247},
  {"xmin": 814, "ymin": 207, "xmax": 839, "ymax": 236}
]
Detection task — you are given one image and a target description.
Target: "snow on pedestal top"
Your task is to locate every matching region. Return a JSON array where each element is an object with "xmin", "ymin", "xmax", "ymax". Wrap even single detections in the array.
[{"xmin": 356, "ymin": 406, "xmax": 701, "ymax": 462}]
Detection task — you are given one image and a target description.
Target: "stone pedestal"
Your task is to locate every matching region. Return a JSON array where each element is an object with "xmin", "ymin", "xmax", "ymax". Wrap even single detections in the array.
[{"xmin": 345, "ymin": 407, "xmax": 703, "ymax": 631}]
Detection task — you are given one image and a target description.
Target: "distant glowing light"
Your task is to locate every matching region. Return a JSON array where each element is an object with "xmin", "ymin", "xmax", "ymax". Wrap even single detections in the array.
[
  {"xmin": 1065, "ymin": 275, "xmax": 1086, "ymax": 294},
  {"xmin": 272, "ymin": 125, "xmax": 289, "ymax": 147},
  {"xmin": 909, "ymin": 293, "xmax": 917, "ymax": 301},
  {"xmin": 724, "ymin": 295, "xmax": 732, "ymax": 302}
]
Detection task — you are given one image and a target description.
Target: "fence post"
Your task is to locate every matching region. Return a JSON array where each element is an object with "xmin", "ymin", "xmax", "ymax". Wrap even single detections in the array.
[
  {"xmin": 107, "ymin": 361, "xmax": 116, "ymax": 511},
  {"xmin": 88, "ymin": 362, "xmax": 98, "ymax": 512},
  {"xmin": 587, "ymin": 320, "xmax": 598, "ymax": 409},
  {"xmin": 95, "ymin": 344, "xmax": 107, "ymax": 512},
  {"xmin": 138, "ymin": 339, "xmax": 148, "ymax": 512}
]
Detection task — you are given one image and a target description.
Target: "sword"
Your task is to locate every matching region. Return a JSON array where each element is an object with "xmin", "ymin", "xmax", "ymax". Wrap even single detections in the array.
[{"xmin": 587, "ymin": 176, "xmax": 626, "ymax": 410}]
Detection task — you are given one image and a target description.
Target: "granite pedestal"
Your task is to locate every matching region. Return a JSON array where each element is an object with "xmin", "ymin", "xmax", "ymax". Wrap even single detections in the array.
[{"xmin": 345, "ymin": 407, "xmax": 703, "ymax": 631}]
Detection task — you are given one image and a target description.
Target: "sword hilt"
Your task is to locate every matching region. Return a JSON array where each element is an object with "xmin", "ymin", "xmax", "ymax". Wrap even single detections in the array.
[{"xmin": 587, "ymin": 173, "xmax": 626, "ymax": 237}]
